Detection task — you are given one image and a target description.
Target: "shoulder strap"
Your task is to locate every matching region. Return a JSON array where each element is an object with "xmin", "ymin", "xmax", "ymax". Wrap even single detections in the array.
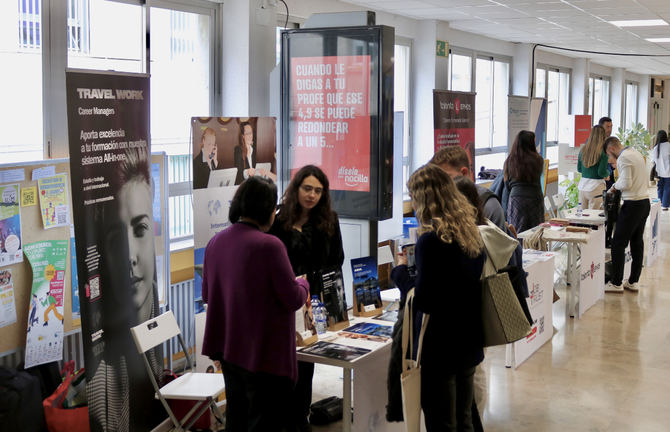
[{"xmin": 401, "ymin": 288, "xmax": 430, "ymax": 371}]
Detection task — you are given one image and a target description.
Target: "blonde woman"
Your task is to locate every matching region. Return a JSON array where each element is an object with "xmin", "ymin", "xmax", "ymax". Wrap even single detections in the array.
[
  {"xmin": 390, "ymin": 164, "xmax": 485, "ymax": 431},
  {"xmin": 577, "ymin": 125, "xmax": 610, "ymax": 209}
]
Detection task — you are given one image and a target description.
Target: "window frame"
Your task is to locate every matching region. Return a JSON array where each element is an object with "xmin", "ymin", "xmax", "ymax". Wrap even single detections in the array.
[
  {"xmin": 473, "ymin": 52, "xmax": 511, "ymax": 158},
  {"xmin": 588, "ymin": 73, "xmax": 611, "ymax": 121},
  {"xmin": 624, "ymin": 80, "xmax": 639, "ymax": 130},
  {"xmin": 534, "ymin": 63, "xmax": 572, "ymax": 148}
]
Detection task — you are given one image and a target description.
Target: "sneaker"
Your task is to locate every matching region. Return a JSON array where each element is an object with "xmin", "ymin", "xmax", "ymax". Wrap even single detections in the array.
[
  {"xmin": 605, "ymin": 282, "xmax": 624, "ymax": 293},
  {"xmin": 623, "ymin": 280, "xmax": 639, "ymax": 292},
  {"xmin": 663, "ymin": 207, "xmax": 668, "ymax": 211}
]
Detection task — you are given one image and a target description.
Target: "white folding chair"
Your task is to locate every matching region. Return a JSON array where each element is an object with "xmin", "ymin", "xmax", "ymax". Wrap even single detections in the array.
[
  {"xmin": 544, "ymin": 196, "xmax": 556, "ymax": 219},
  {"xmin": 130, "ymin": 311, "xmax": 225, "ymax": 432},
  {"xmin": 552, "ymin": 193, "xmax": 566, "ymax": 218}
]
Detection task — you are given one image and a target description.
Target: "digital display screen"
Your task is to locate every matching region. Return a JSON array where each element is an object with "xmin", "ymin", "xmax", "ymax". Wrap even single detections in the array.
[{"xmin": 282, "ymin": 26, "xmax": 394, "ymax": 220}]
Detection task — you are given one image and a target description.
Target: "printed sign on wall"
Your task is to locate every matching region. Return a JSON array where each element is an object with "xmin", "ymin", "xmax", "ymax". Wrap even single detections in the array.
[{"xmin": 433, "ymin": 90, "xmax": 476, "ymax": 179}]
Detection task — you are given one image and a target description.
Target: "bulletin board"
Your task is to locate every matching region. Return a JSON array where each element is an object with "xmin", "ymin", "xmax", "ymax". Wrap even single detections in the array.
[
  {"xmin": 0, "ymin": 153, "xmax": 169, "ymax": 355},
  {"xmin": 0, "ymin": 158, "xmax": 76, "ymax": 354}
]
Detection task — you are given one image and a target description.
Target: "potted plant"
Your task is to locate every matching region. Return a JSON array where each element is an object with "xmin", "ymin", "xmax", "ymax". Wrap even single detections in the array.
[
  {"xmin": 558, "ymin": 173, "xmax": 581, "ymax": 210},
  {"xmin": 616, "ymin": 123, "xmax": 652, "ymax": 158}
]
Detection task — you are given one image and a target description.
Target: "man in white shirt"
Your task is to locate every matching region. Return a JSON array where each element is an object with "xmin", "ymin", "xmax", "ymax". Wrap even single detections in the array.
[{"xmin": 603, "ymin": 136, "xmax": 650, "ymax": 293}]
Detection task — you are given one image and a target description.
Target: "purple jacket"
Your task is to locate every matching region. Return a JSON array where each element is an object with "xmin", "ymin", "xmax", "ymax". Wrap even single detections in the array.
[{"xmin": 201, "ymin": 222, "xmax": 309, "ymax": 381}]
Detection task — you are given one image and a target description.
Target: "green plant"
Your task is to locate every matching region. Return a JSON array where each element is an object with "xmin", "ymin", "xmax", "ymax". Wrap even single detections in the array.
[
  {"xmin": 616, "ymin": 123, "xmax": 652, "ymax": 157},
  {"xmin": 559, "ymin": 173, "xmax": 581, "ymax": 210}
]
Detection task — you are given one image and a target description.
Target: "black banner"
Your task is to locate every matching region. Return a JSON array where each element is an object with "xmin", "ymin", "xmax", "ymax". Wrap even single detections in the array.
[{"xmin": 66, "ymin": 71, "xmax": 163, "ymax": 431}]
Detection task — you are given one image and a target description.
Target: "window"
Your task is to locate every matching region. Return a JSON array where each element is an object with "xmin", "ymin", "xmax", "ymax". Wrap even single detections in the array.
[
  {"xmin": 588, "ymin": 75, "xmax": 610, "ymax": 123},
  {"xmin": 0, "ymin": 0, "xmax": 43, "ymax": 163},
  {"xmin": 624, "ymin": 81, "xmax": 639, "ymax": 130},
  {"xmin": 448, "ymin": 51, "xmax": 472, "ymax": 92},
  {"xmin": 67, "ymin": 0, "xmax": 90, "ymax": 53},
  {"xmin": 394, "ymin": 42, "xmax": 411, "ymax": 196},
  {"xmin": 535, "ymin": 65, "xmax": 571, "ymax": 164},
  {"xmin": 67, "ymin": 0, "xmax": 143, "ymax": 73},
  {"xmin": 475, "ymin": 56, "xmax": 509, "ymax": 171}
]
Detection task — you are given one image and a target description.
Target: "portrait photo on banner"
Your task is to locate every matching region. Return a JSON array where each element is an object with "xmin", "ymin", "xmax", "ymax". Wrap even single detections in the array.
[{"xmin": 191, "ymin": 117, "xmax": 277, "ymax": 189}]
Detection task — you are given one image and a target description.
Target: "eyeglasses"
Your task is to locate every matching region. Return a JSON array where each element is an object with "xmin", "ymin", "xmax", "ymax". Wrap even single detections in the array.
[{"xmin": 300, "ymin": 184, "xmax": 323, "ymax": 195}]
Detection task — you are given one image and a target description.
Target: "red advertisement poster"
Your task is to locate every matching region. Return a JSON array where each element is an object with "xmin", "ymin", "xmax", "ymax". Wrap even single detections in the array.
[
  {"xmin": 574, "ymin": 114, "xmax": 592, "ymax": 147},
  {"xmin": 433, "ymin": 90, "xmax": 476, "ymax": 179},
  {"xmin": 290, "ymin": 55, "xmax": 371, "ymax": 192}
]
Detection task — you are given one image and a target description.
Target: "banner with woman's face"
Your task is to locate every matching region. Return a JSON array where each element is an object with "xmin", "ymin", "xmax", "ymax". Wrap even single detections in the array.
[{"xmin": 66, "ymin": 71, "xmax": 163, "ymax": 432}]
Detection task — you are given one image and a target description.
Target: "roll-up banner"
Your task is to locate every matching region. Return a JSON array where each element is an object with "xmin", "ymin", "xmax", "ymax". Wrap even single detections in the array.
[
  {"xmin": 508, "ymin": 96, "xmax": 547, "ymax": 159},
  {"xmin": 433, "ymin": 90, "xmax": 476, "ymax": 179},
  {"xmin": 66, "ymin": 70, "xmax": 164, "ymax": 432},
  {"xmin": 191, "ymin": 117, "xmax": 277, "ymax": 314}
]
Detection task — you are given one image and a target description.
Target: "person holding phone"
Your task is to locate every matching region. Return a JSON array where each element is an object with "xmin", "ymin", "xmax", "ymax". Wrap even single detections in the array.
[{"xmin": 193, "ymin": 127, "xmax": 219, "ymax": 189}]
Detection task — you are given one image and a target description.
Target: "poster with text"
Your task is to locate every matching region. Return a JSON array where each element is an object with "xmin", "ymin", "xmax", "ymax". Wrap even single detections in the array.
[
  {"xmin": 508, "ymin": 96, "xmax": 530, "ymax": 148},
  {"xmin": 573, "ymin": 114, "xmax": 592, "ymax": 147},
  {"xmin": 66, "ymin": 71, "xmax": 164, "ymax": 432},
  {"xmin": 0, "ymin": 184, "xmax": 22, "ymax": 267},
  {"xmin": 191, "ymin": 117, "xmax": 276, "ymax": 313},
  {"xmin": 290, "ymin": 56, "xmax": 371, "ymax": 191},
  {"xmin": 433, "ymin": 90, "xmax": 476, "ymax": 179},
  {"xmin": 38, "ymin": 173, "xmax": 70, "ymax": 229},
  {"xmin": 24, "ymin": 240, "xmax": 67, "ymax": 368},
  {"xmin": 0, "ymin": 269, "xmax": 16, "ymax": 328}
]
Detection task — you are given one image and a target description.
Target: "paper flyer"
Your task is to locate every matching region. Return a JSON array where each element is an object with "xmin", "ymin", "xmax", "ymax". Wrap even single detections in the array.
[
  {"xmin": 0, "ymin": 269, "xmax": 17, "ymax": 328},
  {"xmin": 38, "ymin": 174, "xmax": 70, "ymax": 229},
  {"xmin": 0, "ymin": 184, "xmax": 23, "ymax": 267},
  {"xmin": 24, "ymin": 240, "xmax": 68, "ymax": 368}
]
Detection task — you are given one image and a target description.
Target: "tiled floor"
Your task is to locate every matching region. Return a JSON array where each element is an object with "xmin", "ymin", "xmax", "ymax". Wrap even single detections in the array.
[{"xmin": 309, "ymin": 209, "xmax": 670, "ymax": 432}]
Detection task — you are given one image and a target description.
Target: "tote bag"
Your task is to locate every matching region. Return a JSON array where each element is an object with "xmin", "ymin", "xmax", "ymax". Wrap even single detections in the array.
[
  {"xmin": 400, "ymin": 288, "xmax": 429, "ymax": 432},
  {"xmin": 481, "ymin": 243, "xmax": 532, "ymax": 347}
]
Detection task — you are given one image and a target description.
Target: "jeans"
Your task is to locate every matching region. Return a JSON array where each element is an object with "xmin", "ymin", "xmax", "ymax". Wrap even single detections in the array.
[
  {"xmin": 611, "ymin": 199, "xmax": 650, "ymax": 285},
  {"xmin": 422, "ymin": 365, "xmax": 477, "ymax": 432},
  {"xmin": 222, "ymin": 361, "xmax": 294, "ymax": 432},
  {"xmin": 657, "ymin": 177, "xmax": 670, "ymax": 208}
]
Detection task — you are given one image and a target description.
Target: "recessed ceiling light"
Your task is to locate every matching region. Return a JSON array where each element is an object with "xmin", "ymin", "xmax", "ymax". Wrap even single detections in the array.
[
  {"xmin": 609, "ymin": 19, "xmax": 668, "ymax": 27},
  {"xmin": 646, "ymin": 38, "xmax": 670, "ymax": 43}
]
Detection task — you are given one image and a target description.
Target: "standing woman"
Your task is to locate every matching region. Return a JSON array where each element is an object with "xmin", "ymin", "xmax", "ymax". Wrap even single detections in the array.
[
  {"xmin": 392, "ymin": 164, "xmax": 485, "ymax": 431},
  {"xmin": 234, "ymin": 121, "xmax": 257, "ymax": 185},
  {"xmin": 201, "ymin": 177, "xmax": 310, "ymax": 431},
  {"xmin": 652, "ymin": 129, "xmax": 670, "ymax": 210},
  {"xmin": 270, "ymin": 165, "xmax": 344, "ymax": 431},
  {"xmin": 502, "ymin": 130, "xmax": 545, "ymax": 233},
  {"xmin": 577, "ymin": 125, "xmax": 610, "ymax": 209}
]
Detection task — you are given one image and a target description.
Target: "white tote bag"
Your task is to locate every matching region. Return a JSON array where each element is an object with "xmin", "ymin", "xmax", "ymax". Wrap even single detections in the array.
[{"xmin": 400, "ymin": 288, "xmax": 429, "ymax": 432}]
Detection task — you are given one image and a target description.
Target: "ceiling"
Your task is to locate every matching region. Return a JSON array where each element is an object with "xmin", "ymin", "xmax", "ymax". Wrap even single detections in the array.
[{"xmin": 340, "ymin": 0, "xmax": 670, "ymax": 76}]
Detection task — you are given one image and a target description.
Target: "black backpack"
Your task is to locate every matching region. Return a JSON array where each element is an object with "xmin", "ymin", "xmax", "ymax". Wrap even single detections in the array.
[{"xmin": 0, "ymin": 366, "xmax": 46, "ymax": 432}]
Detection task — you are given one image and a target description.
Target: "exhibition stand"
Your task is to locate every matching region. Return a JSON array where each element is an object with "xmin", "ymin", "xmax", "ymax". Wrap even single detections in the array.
[
  {"xmin": 505, "ymin": 251, "xmax": 555, "ymax": 368},
  {"xmin": 297, "ymin": 316, "xmax": 400, "ymax": 432}
]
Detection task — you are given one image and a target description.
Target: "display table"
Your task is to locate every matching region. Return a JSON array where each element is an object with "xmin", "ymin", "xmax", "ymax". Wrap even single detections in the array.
[
  {"xmin": 505, "ymin": 251, "xmax": 555, "ymax": 368},
  {"xmin": 297, "ymin": 316, "xmax": 401, "ymax": 432},
  {"xmin": 563, "ymin": 208, "xmax": 606, "ymax": 226}
]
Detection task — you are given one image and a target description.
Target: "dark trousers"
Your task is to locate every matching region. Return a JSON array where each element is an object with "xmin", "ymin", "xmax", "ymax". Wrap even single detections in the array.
[
  {"xmin": 657, "ymin": 177, "xmax": 670, "ymax": 208},
  {"xmin": 422, "ymin": 365, "xmax": 476, "ymax": 432},
  {"xmin": 289, "ymin": 361, "xmax": 314, "ymax": 426},
  {"xmin": 222, "ymin": 361, "xmax": 294, "ymax": 432},
  {"xmin": 611, "ymin": 199, "xmax": 650, "ymax": 285}
]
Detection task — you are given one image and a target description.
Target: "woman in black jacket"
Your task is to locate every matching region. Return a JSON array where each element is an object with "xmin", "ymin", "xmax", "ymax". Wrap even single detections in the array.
[{"xmin": 270, "ymin": 165, "xmax": 344, "ymax": 431}]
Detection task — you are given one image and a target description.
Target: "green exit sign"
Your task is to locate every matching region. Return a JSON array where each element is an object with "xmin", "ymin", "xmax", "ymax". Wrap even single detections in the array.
[{"xmin": 436, "ymin": 40, "xmax": 448, "ymax": 57}]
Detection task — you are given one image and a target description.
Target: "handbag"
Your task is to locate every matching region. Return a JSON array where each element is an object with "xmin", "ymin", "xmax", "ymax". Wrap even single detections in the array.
[
  {"xmin": 650, "ymin": 162, "xmax": 658, "ymax": 182},
  {"xmin": 400, "ymin": 288, "xmax": 429, "ymax": 432},
  {"xmin": 43, "ymin": 361, "xmax": 90, "ymax": 432},
  {"xmin": 481, "ymin": 244, "xmax": 532, "ymax": 347}
]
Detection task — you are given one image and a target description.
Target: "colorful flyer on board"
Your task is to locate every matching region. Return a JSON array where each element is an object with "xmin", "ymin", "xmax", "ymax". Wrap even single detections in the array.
[
  {"xmin": 24, "ymin": 240, "xmax": 68, "ymax": 368},
  {"xmin": 0, "ymin": 184, "xmax": 23, "ymax": 267},
  {"xmin": 0, "ymin": 269, "xmax": 17, "ymax": 328},
  {"xmin": 38, "ymin": 174, "xmax": 70, "ymax": 229}
]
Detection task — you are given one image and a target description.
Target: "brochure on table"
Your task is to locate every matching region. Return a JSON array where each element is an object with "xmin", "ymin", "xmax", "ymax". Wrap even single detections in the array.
[{"xmin": 513, "ymin": 252, "xmax": 555, "ymax": 368}]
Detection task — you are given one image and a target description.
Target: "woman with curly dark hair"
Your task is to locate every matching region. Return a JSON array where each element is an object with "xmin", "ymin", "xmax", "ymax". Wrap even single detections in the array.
[
  {"xmin": 502, "ymin": 130, "xmax": 545, "ymax": 233},
  {"xmin": 270, "ymin": 165, "xmax": 344, "ymax": 431}
]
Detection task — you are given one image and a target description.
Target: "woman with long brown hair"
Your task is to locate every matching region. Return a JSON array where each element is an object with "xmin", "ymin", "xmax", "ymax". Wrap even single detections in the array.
[
  {"xmin": 234, "ymin": 121, "xmax": 257, "ymax": 185},
  {"xmin": 269, "ymin": 165, "xmax": 344, "ymax": 431},
  {"xmin": 391, "ymin": 164, "xmax": 485, "ymax": 431},
  {"xmin": 502, "ymin": 130, "xmax": 545, "ymax": 233},
  {"xmin": 577, "ymin": 125, "xmax": 610, "ymax": 209}
]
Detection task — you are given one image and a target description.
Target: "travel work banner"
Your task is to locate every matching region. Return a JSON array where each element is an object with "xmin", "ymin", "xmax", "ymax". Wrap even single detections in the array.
[
  {"xmin": 290, "ymin": 55, "xmax": 371, "ymax": 192},
  {"xmin": 433, "ymin": 90, "xmax": 476, "ymax": 179},
  {"xmin": 66, "ymin": 70, "xmax": 163, "ymax": 432}
]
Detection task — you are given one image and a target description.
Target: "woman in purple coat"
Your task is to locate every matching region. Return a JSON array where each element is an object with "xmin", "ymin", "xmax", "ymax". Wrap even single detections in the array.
[{"xmin": 201, "ymin": 177, "xmax": 310, "ymax": 431}]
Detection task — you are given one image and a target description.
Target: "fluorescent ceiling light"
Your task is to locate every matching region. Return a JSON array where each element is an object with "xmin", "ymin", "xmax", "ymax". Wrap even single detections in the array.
[
  {"xmin": 609, "ymin": 19, "xmax": 668, "ymax": 27},
  {"xmin": 646, "ymin": 38, "xmax": 670, "ymax": 43}
]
